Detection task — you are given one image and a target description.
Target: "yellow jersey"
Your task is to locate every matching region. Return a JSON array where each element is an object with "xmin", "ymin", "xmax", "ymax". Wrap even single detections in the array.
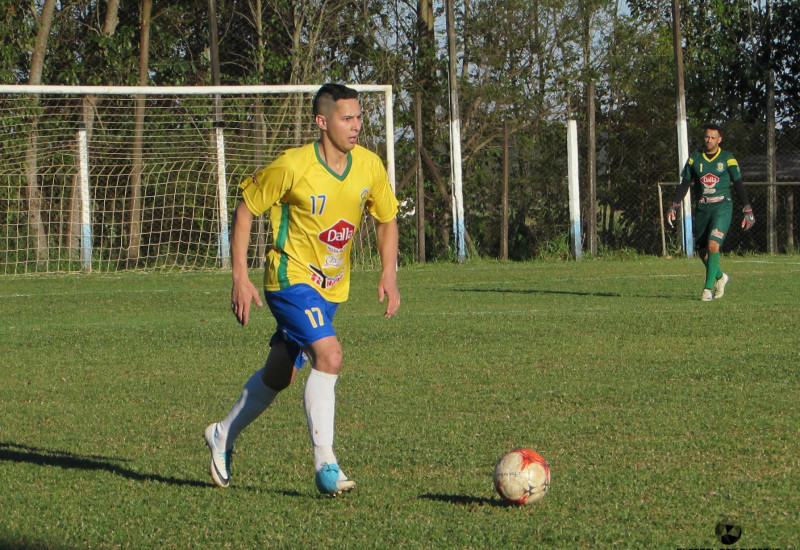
[{"xmin": 239, "ymin": 141, "xmax": 398, "ymax": 303}]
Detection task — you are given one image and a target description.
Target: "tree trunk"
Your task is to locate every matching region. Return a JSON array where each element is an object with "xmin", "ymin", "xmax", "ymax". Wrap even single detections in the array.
[
  {"xmin": 127, "ymin": 0, "xmax": 152, "ymax": 262},
  {"xmin": 250, "ymin": 0, "xmax": 268, "ymax": 263},
  {"xmin": 67, "ymin": 0, "xmax": 120, "ymax": 258},
  {"xmin": 587, "ymin": 79, "xmax": 597, "ymax": 255},
  {"xmin": 501, "ymin": 121, "xmax": 509, "ymax": 260},
  {"xmin": 25, "ymin": 0, "xmax": 57, "ymax": 266},
  {"xmin": 102, "ymin": 0, "xmax": 121, "ymax": 36},
  {"xmin": 414, "ymin": 92, "xmax": 426, "ymax": 263}
]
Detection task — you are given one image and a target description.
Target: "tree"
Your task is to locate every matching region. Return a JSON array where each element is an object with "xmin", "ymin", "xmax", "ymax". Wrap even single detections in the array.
[
  {"xmin": 126, "ymin": 0, "xmax": 152, "ymax": 262},
  {"xmin": 25, "ymin": 0, "xmax": 57, "ymax": 266}
]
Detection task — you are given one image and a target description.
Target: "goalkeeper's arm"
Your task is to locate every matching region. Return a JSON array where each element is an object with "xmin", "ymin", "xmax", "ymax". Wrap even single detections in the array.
[
  {"xmin": 733, "ymin": 178, "xmax": 755, "ymax": 230},
  {"xmin": 666, "ymin": 178, "xmax": 691, "ymax": 228}
]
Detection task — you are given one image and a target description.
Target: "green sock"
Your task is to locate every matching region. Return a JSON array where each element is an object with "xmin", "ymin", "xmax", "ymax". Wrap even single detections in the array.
[{"xmin": 705, "ymin": 252, "xmax": 720, "ymax": 289}]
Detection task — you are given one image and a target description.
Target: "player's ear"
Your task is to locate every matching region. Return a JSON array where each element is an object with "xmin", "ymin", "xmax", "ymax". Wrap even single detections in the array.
[{"xmin": 315, "ymin": 113, "xmax": 327, "ymax": 131}]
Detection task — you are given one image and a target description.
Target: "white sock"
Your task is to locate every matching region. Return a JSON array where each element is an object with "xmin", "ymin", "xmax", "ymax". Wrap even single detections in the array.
[
  {"xmin": 304, "ymin": 368, "xmax": 339, "ymax": 471},
  {"xmin": 216, "ymin": 367, "xmax": 278, "ymax": 451}
]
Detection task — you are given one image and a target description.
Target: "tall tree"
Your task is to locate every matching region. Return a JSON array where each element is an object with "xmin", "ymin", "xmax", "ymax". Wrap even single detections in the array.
[
  {"xmin": 25, "ymin": 0, "xmax": 58, "ymax": 265},
  {"xmin": 126, "ymin": 0, "xmax": 152, "ymax": 262}
]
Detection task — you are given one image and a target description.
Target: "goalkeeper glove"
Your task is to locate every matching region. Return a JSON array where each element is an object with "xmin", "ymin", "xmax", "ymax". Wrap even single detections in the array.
[
  {"xmin": 741, "ymin": 205, "xmax": 755, "ymax": 231},
  {"xmin": 666, "ymin": 203, "xmax": 680, "ymax": 228}
]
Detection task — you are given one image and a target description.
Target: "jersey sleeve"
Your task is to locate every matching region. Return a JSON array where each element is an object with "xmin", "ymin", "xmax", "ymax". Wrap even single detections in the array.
[
  {"xmin": 365, "ymin": 158, "xmax": 399, "ymax": 223},
  {"xmin": 680, "ymin": 156, "xmax": 695, "ymax": 182},
  {"xmin": 239, "ymin": 153, "xmax": 295, "ymax": 216},
  {"xmin": 726, "ymin": 155, "xmax": 743, "ymax": 181}
]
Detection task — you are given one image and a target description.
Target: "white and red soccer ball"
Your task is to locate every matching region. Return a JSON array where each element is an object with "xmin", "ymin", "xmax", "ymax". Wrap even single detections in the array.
[{"xmin": 493, "ymin": 448, "xmax": 550, "ymax": 505}]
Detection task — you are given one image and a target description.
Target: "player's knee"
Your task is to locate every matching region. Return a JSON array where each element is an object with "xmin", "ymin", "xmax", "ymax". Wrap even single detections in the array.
[
  {"xmin": 317, "ymin": 349, "xmax": 343, "ymax": 372},
  {"xmin": 708, "ymin": 241, "xmax": 720, "ymax": 253},
  {"xmin": 305, "ymin": 337, "xmax": 343, "ymax": 373},
  {"xmin": 311, "ymin": 347, "xmax": 343, "ymax": 373}
]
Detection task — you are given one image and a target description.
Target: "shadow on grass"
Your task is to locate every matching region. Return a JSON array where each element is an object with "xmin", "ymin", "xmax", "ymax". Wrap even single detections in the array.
[
  {"xmin": 455, "ymin": 287, "xmax": 622, "ymax": 298},
  {"xmin": 0, "ymin": 537, "xmax": 76, "ymax": 550},
  {"xmin": 455, "ymin": 287, "xmax": 680, "ymax": 299},
  {"xmin": 419, "ymin": 493, "xmax": 507, "ymax": 507},
  {"xmin": 0, "ymin": 441, "xmax": 213, "ymax": 488}
]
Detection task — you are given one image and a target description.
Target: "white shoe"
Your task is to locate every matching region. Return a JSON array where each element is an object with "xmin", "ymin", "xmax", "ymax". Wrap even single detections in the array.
[
  {"xmin": 713, "ymin": 273, "xmax": 729, "ymax": 299},
  {"xmin": 204, "ymin": 423, "xmax": 232, "ymax": 488},
  {"xmin": 701, "ymin": 288, "xmax": 713, "ymax": 302}
]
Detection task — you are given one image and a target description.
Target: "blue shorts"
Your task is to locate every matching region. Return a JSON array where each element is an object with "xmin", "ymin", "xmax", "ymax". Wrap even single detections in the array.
[{"xmin": 265, "ymin": 284, "xmax": 339, "ymax": 369}]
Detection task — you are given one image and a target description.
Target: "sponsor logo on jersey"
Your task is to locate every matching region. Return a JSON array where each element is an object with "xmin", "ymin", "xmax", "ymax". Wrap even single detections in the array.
[
  {"xmin": 319, "ymin": 219, "xmax": 355, "ymax": 251},
  {"xmin": 323, "ymin": 254, "xmax": 344, "ymax": 269},
  {"xmin": 308, "ymin": 263, "xmax": 345, "ymax": 289},
  {"xmin": 700, "ymin": 173, "xmax": 720, "ymax": 187}
]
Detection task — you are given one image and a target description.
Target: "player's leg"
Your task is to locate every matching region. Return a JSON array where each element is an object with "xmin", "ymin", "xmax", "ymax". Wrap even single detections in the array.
[
  {"xmin": 303, "ymin": 332, "xmax": 356, "ymax": 495},
  {"xmin": 261, "ymin": 284, "xmax": 353, "ymax": 494},
  {"xmin": 704, "ymin": 239, "xmax": 721, "ymax": 295},
  {"xmin": 705, "ymin": 204, "xmax": 732, "ymax": 298},
  {"xmin": 303, "ymin": 336, "xmax": 343, "ymax": 465},
  {"xmin": 205, "ymin": 341, "xmax": 295, "ymax": 488},
  {"xmin": 693, "ymin": 207, "xmax": 714, "ymax": 300},
  {"xmin": 215, "ymin": 342, "xmax": 295, "ymax": 450}
]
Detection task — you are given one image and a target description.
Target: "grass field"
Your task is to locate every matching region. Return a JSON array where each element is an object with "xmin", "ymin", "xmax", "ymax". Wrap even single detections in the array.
[{"xmin": 1, "ymin": 256, "xmax": 798, "ymax": 549}]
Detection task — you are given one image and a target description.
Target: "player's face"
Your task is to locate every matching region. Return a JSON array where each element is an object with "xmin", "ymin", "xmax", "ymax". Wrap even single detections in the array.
[
  {"xmin": 703, "ymin": 129, "xmax": 722, "ymax": 154},
  {"xmin": 317, "ymin": 98, "xmax": 362, "ymax": 153}
]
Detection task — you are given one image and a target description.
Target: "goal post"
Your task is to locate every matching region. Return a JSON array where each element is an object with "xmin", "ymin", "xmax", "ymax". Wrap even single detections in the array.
[{"xmin": 0, "ymin": 84, "xmax": 394, "ymax": 275}]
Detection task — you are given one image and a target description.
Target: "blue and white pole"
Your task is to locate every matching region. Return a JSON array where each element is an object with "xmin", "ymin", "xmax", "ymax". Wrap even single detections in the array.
[
  {"xmin": 77, "ymin": 123, "xmax": 92, "ymax": 273},
  {"xmin": 567, "ymin": 120, "xmax": 582, "ymax": 260},
  {"xmin": 676, "ymin": 118, "xmax": 694, "ymax": 257}
]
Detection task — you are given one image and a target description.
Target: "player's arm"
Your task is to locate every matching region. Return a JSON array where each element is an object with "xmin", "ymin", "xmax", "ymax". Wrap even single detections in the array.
[
  {"xmin": 230, "ymin": 200, "xmax": 263, "ymax": 326},
  {"xmin": 733, "ymin": 178, "xmax": 755, "ymax": 230},
  {"xmin": 375, "ymin": 218, "xmax": 400, "ymax": 318},
  {"xmin": 666, "ymin": 178, "xmax": 691, "ymax": 228}
]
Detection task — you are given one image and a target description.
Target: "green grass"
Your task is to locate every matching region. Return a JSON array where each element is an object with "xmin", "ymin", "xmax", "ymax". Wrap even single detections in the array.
[{"xmin": 1, "ymin": 256, "xmax": 798, "ymax": 549}]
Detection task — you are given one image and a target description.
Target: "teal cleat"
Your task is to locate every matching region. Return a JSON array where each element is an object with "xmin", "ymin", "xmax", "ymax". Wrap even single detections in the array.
[{"xmin": 315, "ymin": 463, "xmax": 356, "ymax": 496}]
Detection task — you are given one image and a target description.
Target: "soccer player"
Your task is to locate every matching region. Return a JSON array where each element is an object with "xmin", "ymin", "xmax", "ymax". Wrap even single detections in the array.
[
  {"xmin": 204, "ymin": 83, "xmax": 400, "ymax": 495},
  {"xmin": 667, "ymin": 123, "xmax": 755, "ymax": 301}
]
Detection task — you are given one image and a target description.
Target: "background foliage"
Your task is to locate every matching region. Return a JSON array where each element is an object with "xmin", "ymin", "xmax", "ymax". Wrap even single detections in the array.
[{"xmin": 3, "ymin": 0, "xmax": 799, "ymax": 264}]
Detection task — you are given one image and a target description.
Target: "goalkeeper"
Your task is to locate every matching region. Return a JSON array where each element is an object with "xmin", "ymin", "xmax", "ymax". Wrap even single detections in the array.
[
  {"xmin": 204, "ymin": 83, "xmax": 400, "ymax": 495},
  {"xmin": 666, "ymin": 123, "xmax": 754, "ymax": 301}
]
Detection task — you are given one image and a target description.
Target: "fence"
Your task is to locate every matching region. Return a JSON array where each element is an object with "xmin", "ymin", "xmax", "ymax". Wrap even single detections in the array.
[{"xmin": 472, "ymin": 119, "xmax": 800, "ymax": 260}]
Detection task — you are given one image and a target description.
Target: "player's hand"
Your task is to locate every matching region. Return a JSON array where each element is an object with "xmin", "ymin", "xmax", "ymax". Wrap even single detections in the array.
[
  {"xmin": 741, "ymin": 205, "xmax": 755, "ymax": 231},
  {"xmin": 377, "ymin": 272, "xmax": 400, "ymax": 318},
  {"xmin": 231, "ymin": 277, "xmax": 263, "ymax": 326},
  {"xmin": 666, "ymin": 203, "xmax": 679, "ymax": 228}
]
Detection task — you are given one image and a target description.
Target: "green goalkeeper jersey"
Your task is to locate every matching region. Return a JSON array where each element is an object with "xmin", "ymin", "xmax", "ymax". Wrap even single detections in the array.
[{"xmin": 680, "ymin": 148, "xmax": 742, "ymax": 203}]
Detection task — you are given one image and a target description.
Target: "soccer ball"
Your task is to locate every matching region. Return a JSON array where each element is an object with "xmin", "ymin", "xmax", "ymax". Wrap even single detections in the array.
[{"xmin": 493, "ymin": 448, "xmax": 550, "ymax": 505}]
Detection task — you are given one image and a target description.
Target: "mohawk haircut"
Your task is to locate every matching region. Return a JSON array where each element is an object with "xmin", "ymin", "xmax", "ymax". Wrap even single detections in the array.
[{"xmin": 313, "ymin": 83, "xmax": 359, "ymax": 116}]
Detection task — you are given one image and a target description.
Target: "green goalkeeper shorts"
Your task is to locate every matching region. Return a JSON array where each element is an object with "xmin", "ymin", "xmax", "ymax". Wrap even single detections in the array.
[{"xmin": 694, "ymin": 201, "xmax": 733, "ymax": 247}]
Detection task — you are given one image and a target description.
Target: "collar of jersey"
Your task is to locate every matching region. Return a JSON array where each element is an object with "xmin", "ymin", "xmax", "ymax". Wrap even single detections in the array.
[
  {"xmin": 702, "ymin": 149, "xmax": 721, "ymax": 162},
  {"xmin": 314, "ymin": 141, "xmax": 352, "ymax": 181}
]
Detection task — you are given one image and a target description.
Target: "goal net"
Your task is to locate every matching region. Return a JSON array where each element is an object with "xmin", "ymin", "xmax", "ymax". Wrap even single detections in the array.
[{"xmin": 0, "ymin": 85, "xmax": 394, "ymax": 274}]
